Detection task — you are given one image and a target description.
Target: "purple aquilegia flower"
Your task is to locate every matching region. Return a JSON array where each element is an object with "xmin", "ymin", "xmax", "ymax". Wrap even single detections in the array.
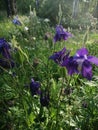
[
  {"xmin": 12, "ymin": 16, "xmax": 22, "ymax": 26},
  {"xmin": 74, "ymin": 48, "xmax": 98, "ymax": 80},
  {"xmin": 30, "ymin": 78, "xmax": 40, "ymax": 96},
  {"xmin": 53, "ymin": 25, "xmax": 72, "ymax": 43},
  {"xmin": 0, "ymin": 38, "xmax": 11, "ymax": 59},
  {"xmin": 49, "ymin": 47, "xmax": 69, "ymax": 65},
  {"xmin": 63, "ymin": 48, "xmax": 98, "ymax": 80},
  {"xmin": 40, "ymin": 91, "xmax": 50, "ymax": 107}
]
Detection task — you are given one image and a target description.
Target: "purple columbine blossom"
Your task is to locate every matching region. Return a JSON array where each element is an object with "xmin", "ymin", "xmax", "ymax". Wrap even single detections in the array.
[
  {"xmin": 12, "ymin": 16, "xmax": 22, "ymax": 26},
  {"xmin": 30, "ymin": 78, "xmax": 40, "ymax": 96},
  {"xmin": 0, "ymin": 38, "xmax": 11, "ymax": 59},
  {"xmin": 49, "ymin": 47, "xmax": 70, "ymax": 65},
  {"xmin": 63, "ymin": 48, "xmax": 98, "ymax": 80},
  {"xmin": 53, "ymin": 25, "xmax": 72, "ymax": 43},
  {"xmin": 0, "ymin": 38, "xmax": 15, "ymax": 69},
  {"xmin": 74, "ymin": 48, "xmax": 98, "ymax": 80}
]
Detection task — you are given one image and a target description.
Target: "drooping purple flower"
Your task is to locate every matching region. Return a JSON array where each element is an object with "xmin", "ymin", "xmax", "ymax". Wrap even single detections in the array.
[
  {"xmin": 12, "ymin": 16, "xmax": 22, "ymax": 26},
  {"xmin": 0, "ymin": 58, "xmax": 15, "ymax": 69},
  {"xmin": 62, "ymin": 56, "xmax": 78, "ymax": 75},
  {"xmin": 30, "ymin": 78, "xmax": 40, "ymax": 96},
  {"xmin": 40, "ymin": 91, "xmax": 50, "ymax": 107},
  {"xmin": 49, "ymin": 47, "xmax": 69, "ymax": 65},
  {"xmin": 0, "ymin": 38, "xmax": 11, "ymax": 59},
  {"xmin": 0, "ymin": 38, "xmax": 15, "ymax": 69},
  {"xmin": 63, "ymin": 48, "xmax": 98, "ymax": 80},
  {"xmin": 81, "ymin": 60, "xmax": 92, "ymax": 80},
  {"xmin": 75, "ymin": 48, "xmax": 98, "ymax": 80},
  {"xmin": 53, "ymin": 25, "xmax": 72, "ymax": 43}
]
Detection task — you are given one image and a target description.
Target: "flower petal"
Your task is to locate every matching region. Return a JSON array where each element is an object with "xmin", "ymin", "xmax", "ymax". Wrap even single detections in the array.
[
  {"xmin": 56, "ymin": 25, "xmax": 63, "ymax": 33},
  {"xmin": 81, "ymin": 60, "xmax": 92, "ymax": 80},
  {"xmin": 49, "ymin": 47, "xmax": 66, "ymax": 64},
  {"xmin": 88, "ymin": 56, "xmax": 98, "ymax": 66},
  {"xmin": 76, "ymin": 48, "xmax": 88, "ymax": 56},
  {"xmin": 62, "ymin": 32, "xmax": 72, "ymax": 40},
  {"xmin": 53, "ymin": 33, "xmax": 61, "ymax": 42},
  {"xmin": 63, "ymin": 56, "xmax": 78, "ymax": 75}
]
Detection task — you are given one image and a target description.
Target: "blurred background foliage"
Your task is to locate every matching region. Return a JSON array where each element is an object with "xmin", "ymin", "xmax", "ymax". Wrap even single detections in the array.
[{"xmin": 0, "ymin": 0, "xmax": 98, "ymax": 27}]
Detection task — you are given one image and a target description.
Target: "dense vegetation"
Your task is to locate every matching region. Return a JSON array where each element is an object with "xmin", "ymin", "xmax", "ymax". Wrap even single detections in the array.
[{"xmin": 0, "ymin": 0, "xmax": 98, "ymax": 130}]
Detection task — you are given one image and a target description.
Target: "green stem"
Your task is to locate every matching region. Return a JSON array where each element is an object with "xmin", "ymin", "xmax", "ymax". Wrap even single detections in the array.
[{"xmin": 55, "ymin": 88, "xmax": 62, "ymax": 129}]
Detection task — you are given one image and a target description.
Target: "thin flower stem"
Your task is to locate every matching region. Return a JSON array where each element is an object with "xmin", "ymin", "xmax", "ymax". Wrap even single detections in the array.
[
  {"xmin": 55, "ymin": 87, "xmax": 62, "ymax": 129},
  {"xmin": 0, "ymin": 66, "xmax": 9, "ymax": 73}
]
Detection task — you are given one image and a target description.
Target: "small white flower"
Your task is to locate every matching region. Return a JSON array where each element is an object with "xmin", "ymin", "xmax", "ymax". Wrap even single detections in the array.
[
  {"xmin": 24, "ymin": 26, "xmax": 29, "ymax": 31},
  {"xmin": 33, "ymin": 37, "xmax": 36, "ymax": 40},
  {"xmin": 44, "ymin": 18, "xmax": 50, "ymax": 22}
]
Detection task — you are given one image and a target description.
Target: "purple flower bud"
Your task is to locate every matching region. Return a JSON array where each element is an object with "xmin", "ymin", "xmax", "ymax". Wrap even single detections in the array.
[
  {"xmin": 0, "ymin": 58, "xmax": 15, "ymax": 69},
  {"xmin": 40, "ymin": 91, "xmax": 50, "ymax": 107},
  {"xmin": 30, "ymin": 78, "xmax": 40, "ymax": 96}
]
